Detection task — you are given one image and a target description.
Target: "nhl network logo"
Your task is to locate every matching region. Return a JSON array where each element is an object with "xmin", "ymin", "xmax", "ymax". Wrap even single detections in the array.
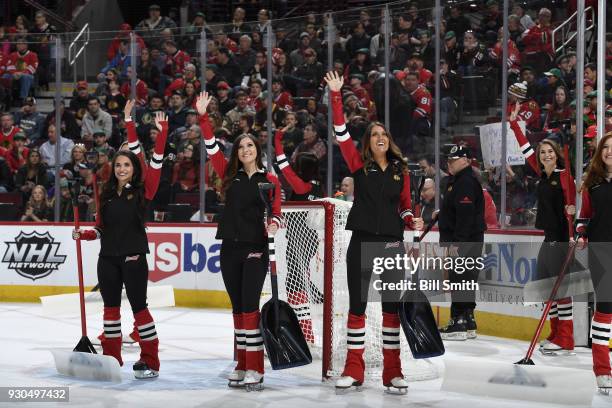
[{"xmin": 2, "ymin": 231, "xmax": 67, "ymax": 280}]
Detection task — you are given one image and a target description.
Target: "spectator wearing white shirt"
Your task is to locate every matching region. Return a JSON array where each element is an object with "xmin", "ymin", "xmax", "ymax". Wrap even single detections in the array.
[{"xmin": 40, "ymin": 124, "xmax": 74, "ymax": 167}]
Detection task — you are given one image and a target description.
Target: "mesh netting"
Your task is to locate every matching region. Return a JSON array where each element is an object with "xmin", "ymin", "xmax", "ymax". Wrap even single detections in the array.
[{"xmin": 261, "ymin": 198, "xmax": 439, "ymax": 381}]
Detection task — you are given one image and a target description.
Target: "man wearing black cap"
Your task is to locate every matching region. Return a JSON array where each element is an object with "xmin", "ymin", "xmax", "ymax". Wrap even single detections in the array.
[{"xmin": 437, "ymin": 144, "xmax": 485, "ymax": 341}]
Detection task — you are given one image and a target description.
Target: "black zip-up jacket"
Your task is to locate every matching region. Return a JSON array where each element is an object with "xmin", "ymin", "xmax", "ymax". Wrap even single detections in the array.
[
  {"xmin": 510, "ymin": 119, "xmax": 576, "ymax": 242},
  {"xmin": 81, "ymin": 120, "xmax": 169, "ymax": 253},
  {"xmin": 98, "ymin": 188, "xmax": 150, "ymax": 256},
  {"xmin": 578, "ymin": 180, "xmax": 612, "ymax": 243},
  {"xmin": 200, "ymin": 114, "xmax": 281, "ymax": 244},
  {"xmin": 331, "ymin": 91, "xmax": 413, "ymax": 239},
  {"xmin": 438, "ymin": 165, "xmax": 485, "ymax": 242}
]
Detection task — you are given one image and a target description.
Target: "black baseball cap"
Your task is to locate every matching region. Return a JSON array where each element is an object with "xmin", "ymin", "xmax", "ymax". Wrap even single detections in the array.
[{"xmin": 445, "ymin": 144, "xmax": 471, "ymax": 159}]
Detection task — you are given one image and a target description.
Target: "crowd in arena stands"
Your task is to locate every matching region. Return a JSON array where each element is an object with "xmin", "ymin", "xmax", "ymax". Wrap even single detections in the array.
[{"xmin": 0, "ymin": 3, "xmax": 611, "ymax": 225}]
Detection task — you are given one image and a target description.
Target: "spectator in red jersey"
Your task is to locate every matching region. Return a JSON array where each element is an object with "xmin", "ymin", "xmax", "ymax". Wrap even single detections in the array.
[
  {"xmin": 520, "ymin": 8, "xmax": 554, "ymax": 73},
  {"xmin": 213, "ymin": 30, "xmax": 238, "ymax": 54},
  {"xmin": 107, "ymin": 23, "xmax": 145, "ymax": 62},
  {"xmin": 402, "ymin": 71, "xmax": 432, "ymax": 156},
  {"xmin": 348, "ymin": 73, "xmax": 371, "ymax": 110},
  {"xmin": 406, "ymin": 52, "xmax": 433, "ymax": 86},
  {"xmin": 164, "ymin": 63, "xmax": 200, "ymax": 98},
  {"xmin": 489, "ymin": 26, "xmax": 521, "ymax": 84},
  {"xmin": 0, "ymin": 112, "xmax": 20, "ymax": 147},
  {"xmin": 2, "ymin": 37, "xmax": 38, "ymax": 105},
  {"xmin": 120, "ymin": 66, "xmax": 149, "ymax": 106},
  {"xmin": 3, "ymin": 131, "xmax": 28, "ymax": 173},
  {"xmin": 247, "ymin": 80, "xmax": 265, "ymax": 113},
  {"xmin": 162, "ymin": 40, "xmax": 190, "ymax": 78},
  {"xmin": 95, "ymin": 147, "xmax": 113, "ymax": 183},
  {"xmin": 271, "ymin": 77, "xmax": 293, "ymax": 112},
  {"xmin": 506, "ymin": 81, "xmax": 541, "ymax": 132}
]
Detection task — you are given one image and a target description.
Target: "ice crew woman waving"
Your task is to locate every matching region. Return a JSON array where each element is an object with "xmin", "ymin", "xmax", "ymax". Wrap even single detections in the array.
[
  {"xmin": 73, "ymin": 107, "xmax": 168, "ymax": 379},
  {"xmin": 509, "ymin": 102, "xmax": 576, "ymax": 354},
  {"xmin": 196, "ymin": 92, "xmax": 282, "ymax": 391},
  {"xmin": 325, "ymin": 71, "xmax": 423, "ymax": 394}
]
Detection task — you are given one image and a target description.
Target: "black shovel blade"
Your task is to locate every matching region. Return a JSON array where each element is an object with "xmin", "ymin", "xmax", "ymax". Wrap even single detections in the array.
[
  {"xmin": 260, "ymin": 299, "xmax": 312, "ymax": 370},
  {"xmin": 399, "ymin": 289, "xmax": 445, "ymax": 359},
  {"xmin": 73, "ymin": 336, "xmax": 97, "ymax": 354}
]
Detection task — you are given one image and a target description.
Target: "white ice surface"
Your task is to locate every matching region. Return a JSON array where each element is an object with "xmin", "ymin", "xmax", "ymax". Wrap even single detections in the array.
[{"xmin": 1, "ymin": 302, "xmax": 609, "ymax": 408}]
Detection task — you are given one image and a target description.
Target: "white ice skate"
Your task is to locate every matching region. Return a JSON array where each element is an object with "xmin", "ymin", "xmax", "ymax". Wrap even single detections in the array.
[
  {"xmin": 539, "ymin": 338, "xmax": 552, "ymax": 348},
  {"xmin": 243, "ymin": 370, "xmax": 264, "ymax": 392},
  {"xmin": 539, "ymin": 341, "xmax": 575, "ymax": 356},
  {"xmin": 384, "ymin": 377, "xmax": 408, "ymax": 395},
  {"xmin": 133, "ymin": 360, "xmax": 159, "ymax": 379},
  {"xmin": 335, "ymin": 376, "xmax": 363, "ymax": 394},
  {"xmin": 597, "ymin": 375, "xmax": 612, "ymax": 395},
  {"xmin": 228, "ymin": 369, "xmax": 245, "ymax": 388}
]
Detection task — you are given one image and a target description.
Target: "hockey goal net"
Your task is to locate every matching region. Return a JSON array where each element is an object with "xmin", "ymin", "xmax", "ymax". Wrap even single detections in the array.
[{"xmin": 260, "ymin": 198, "xmax": 440, "ymax": 381}]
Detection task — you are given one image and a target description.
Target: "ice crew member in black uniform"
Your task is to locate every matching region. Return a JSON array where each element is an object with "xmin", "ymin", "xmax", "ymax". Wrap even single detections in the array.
[
  {"xmin": 197, "ymin": 92, "xmax": 282, "ymax": 391},
  {"xmin": 509, "ymin": 103, "xmax": 577, "ymax": 355},
  {"xmin": 73, "ymin": 109, "xmax": 169, "ymax": 379},
  {"xmin": 437, "ymin": 144, "xmax": 485, "ymax": 341},
  {"xmin": 274, "ymin": 125, "xmax": 324, "ymax": 344},
  {"xmin": 577, "ymin": 132, "xmax": 612, "ymax": 392},
  {"xmin": 325, "ymin": 71, "xmax": 424, "ymax": 393}
]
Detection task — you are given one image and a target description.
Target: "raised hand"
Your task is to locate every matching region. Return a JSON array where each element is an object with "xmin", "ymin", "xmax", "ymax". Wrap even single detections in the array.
[
  {"xmin": 195, "ymin": 91, "xmax": 213, "ymax": 116},
  {"xmin": 324, "ymin": 71, "xmax": 344, "ymax": 92},
  {"xmin": 509, "ymin": 101, "xmax": 520, "ymax": 122},
  {"xmin": 154, "ymin": 111, "xmax": 168, "ymax": 130},
  {"xmin": 124, "ymin": 99, "xmax": 136, "ymax": 121}
]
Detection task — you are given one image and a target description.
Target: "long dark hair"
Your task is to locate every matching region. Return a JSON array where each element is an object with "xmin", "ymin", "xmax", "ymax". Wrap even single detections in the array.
[
  {"xmin": 221, "ymin": 133, "xmax": 264, "ymax": 197},
  {"xmin": 583, "ymin": 132, "xmax": 612, "ymax": 190},
  {"xmin": 360, "ymin": 121, "xmax": 407, "ymax": 173},
  {"xmin": 100, "ymin": 151, "xmax": 145, "ymax": 213}
]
